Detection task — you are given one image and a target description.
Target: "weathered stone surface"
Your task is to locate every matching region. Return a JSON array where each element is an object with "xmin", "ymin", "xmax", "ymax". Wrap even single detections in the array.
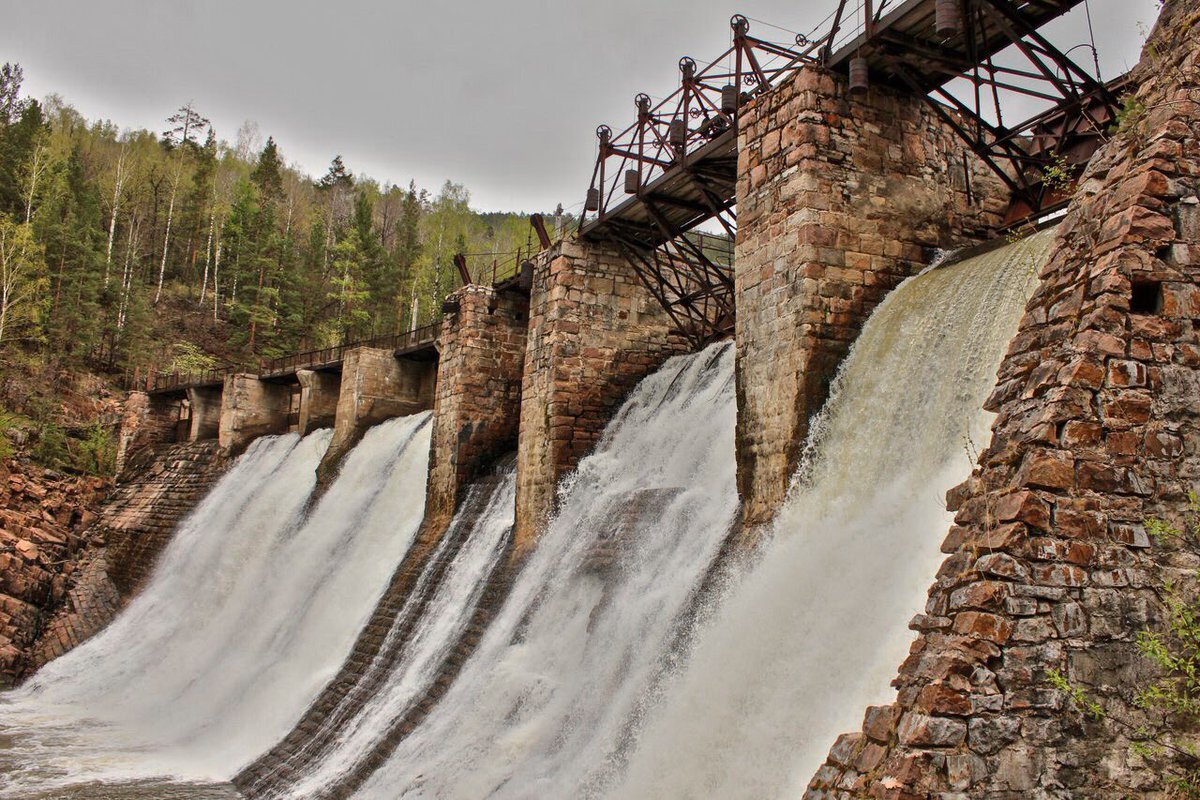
[
  {"xmin": 218, "ymin": 373, "xmax": 291, "ymax": 454},
  {"xmin": 0, "ymin": 458, "xmax": 109, "ymax": 687},
  {"xmin": 427, "ymin": 285, "xmax": 527, "ymax": 524},
  {"xmin": 806, "ymin": 0, "xmax": 1200, "ymax": 794},
  {"xmin": 733, "ymin": 63, "xmax": 1006, "ymax": 534},
  {"xmin": 317, "ymin": 347, "xmax": 436, "ymax": 485},
  {"xmin": 295, "ymin": 369, "xmax": 340, "ymax": 435},
  {"xmin": 513, "ymin": 236, "xmax": 686, "ymax": 555}
]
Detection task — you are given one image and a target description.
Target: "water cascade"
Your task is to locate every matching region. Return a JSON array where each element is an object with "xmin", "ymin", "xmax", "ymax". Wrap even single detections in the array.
[
  {"xmin": 0, "ymin": 228, "xmax": 1054, "ymax": 800},
  {"xmin": 349, "ymin": 343, "xmax": 740, "ymax": 799},
  {"xmin": 0, "ymin": 412, "xmax": 433, "ymax": 796},
  {"xmin": 612, "ymin": 228, "xmax": 1055, "ymax": 798},
  {"xmin": 250, "ymin": 460, "xmax": 518, "ymax": 797}
]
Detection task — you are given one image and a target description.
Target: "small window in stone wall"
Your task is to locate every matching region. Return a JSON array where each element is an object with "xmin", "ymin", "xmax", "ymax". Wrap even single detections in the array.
[{"xmin": 1130, "ymin": 279, "xmax": 1163, "ymax": 315}]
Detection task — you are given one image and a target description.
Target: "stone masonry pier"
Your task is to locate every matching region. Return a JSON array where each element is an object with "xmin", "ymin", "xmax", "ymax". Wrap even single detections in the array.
[
  {"xmin": 512, "ymin": 236, "xmax": 687, "ymax": 556},
  {"xmin": 733, "ymin": 63, "xmax": 1008, "ymax": 537}
]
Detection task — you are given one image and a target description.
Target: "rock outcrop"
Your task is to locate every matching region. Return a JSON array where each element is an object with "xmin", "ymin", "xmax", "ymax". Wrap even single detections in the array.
[{"xmin": 0, "ymin": 459, "xmax": 109, "ymax": 688}]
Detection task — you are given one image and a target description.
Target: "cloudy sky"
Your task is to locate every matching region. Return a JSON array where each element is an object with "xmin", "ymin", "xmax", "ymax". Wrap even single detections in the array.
[{"xmin": 1, "ymin": 0, "xmax": 1161, "ymax": 213}]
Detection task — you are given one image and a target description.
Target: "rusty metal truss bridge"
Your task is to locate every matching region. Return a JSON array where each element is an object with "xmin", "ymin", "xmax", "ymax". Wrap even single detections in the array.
[{"xmin": 578, "ymin": 0, "xmax": 1125, "ymax": 348}]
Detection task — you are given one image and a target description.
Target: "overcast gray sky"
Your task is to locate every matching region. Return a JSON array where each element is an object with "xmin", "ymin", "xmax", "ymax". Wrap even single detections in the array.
[{"xmin": 1, "ymin": 0, "xmax": 1161, "ymax": 213}]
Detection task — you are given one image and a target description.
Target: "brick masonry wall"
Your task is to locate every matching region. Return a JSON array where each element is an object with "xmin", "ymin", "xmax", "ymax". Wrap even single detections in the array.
[
  {"xmin": 805, "ymin": 1, "xmax": 1200, "ymax": 795},
  {"xmin": 734, "ymin": 65, "xmax": 1007, "ymax": 533},
  {"xmin": 23, "ymin": 441, "xmax": 228, "ymax": 677},
  {"xmin": 427, "ymin": 284, "xmax": 528, "ymax": 525},
  {"xmin": 514, "ymin": 236, "xmax": 688, "ymax": 555}
]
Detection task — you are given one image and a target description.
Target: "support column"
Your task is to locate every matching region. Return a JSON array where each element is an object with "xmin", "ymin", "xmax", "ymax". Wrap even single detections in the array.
[
  {"xmin": 296, "ymin": 369, "xmax": 340, "ymax": 435},
  {"xmin": 186, "ymin": 386, "xmax": 222, "ymax": 442},
  {"xmin": 217, "ymin": 374, "xmax": 290, "ymax": 454},
  {"xmin": 514, "ymin": 236, "xmax": 686, "ymax": 555},
  {"xmin": 733, "ymin": 65, "xmax": 1007, "ymax": 534},
  {"xmin": 427, "ymin": 285, "xmax": 528, "ymax": 526},
  {"xmin": 317, "ymin": 346, "xmax": 436, "ymax": 484}
]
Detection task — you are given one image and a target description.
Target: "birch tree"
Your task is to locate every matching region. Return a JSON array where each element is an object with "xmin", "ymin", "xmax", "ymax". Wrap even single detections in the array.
[
  {"xmin": 103, "ymin": 141, "xmax": 128, "ymax": 285},
  {"xmin": 0, "ymin": 218, "xmax": 46, "ymax": 345}
]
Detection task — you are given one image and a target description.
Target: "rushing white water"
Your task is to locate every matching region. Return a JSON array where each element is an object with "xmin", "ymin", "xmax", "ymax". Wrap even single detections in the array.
[
  {"xmin": 354, "ymin": 342, "xmax": 739, "ymax": 799},
  {"xmin": 0, "ymin": 412, "xmax": 433, "ymax": 796},
  {"xmin": 612, "ymin": 229, "xmax": 1055, "ymax": 799},
  {"xmin": 278, "ymin": 463, "xmax": 517, "ymax": 798}
]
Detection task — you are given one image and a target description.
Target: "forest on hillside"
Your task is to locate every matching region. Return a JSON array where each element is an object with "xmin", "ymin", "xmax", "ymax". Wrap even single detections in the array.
[
  {"xmin": 0, "ymin": 61, "xmax": 564, "ymax": 372},
  {"xmin": 0, "ymin": 62, "xmax": 563, "ymax": 469}
]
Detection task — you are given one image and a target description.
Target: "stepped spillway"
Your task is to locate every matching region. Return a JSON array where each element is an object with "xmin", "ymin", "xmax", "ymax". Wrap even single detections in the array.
[
  {"xmin": 349, "ymin": 342, "xmax": 740, "ymax": 799},
  {"xmin": 0, "ymin": 413, "xmax": 433, "ymax": 797},
  {"xmin": 329, "ymin": 232, "xmax": 1053, "ymax": 799}
]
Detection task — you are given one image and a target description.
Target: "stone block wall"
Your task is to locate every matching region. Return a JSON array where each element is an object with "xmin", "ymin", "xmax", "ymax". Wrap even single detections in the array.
[
  {"xmin": 427, "ymin": 284, "xmax": 528, "ymax": 525},
  {"xmin": 514, "ymin": 236, "xmax": 688, "ymax": 554},
  {"xmin": 317, "ymin": 347, "xmax": 437, "ymax": 485},
  {"xmin": 805, "ymin": 1, "xmax": 1200, "ymax": 794},
  {"xmin": 734, "ymin": 65, "xmax": 1007, "ymax": 532}
]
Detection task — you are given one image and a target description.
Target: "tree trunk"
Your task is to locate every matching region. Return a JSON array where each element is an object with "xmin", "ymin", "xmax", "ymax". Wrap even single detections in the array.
[
  {"xmin": 104, "ymin": 147, "xmax": 127, "ymax": 287},
  {"xmin": 155, "ymin": 169, "xmax": 180, "ymax": 305}
]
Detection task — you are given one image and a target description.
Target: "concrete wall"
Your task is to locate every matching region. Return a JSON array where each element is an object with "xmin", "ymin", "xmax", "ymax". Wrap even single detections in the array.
[
  {"xmin": 217, "ymin": 374, "xmax": 291, "ymax": 454},
  {"xmin": 514, "ymin": 236, "xmax": 688, "ymax": 556},
  {"xmin": 317, "ymin": 347, "xmax": 437, "ymax": 484},
  {"xmin": 733, "ymin": 64, "xmax": 1008, "ymax": 535},
  {"xmin": 427, "ymin": 284, "xmax": 528, "ymax": 525},
  {"xmin": 806, "ymin": 1, "xmax": 1200, "ymax": 793},
  {"xmin": 296, "ymin": 369, "xmax": 340, "ymax": 435},
  {"xmin": 186, "ymin": 386, "xmax": 222, "ymax": 442}
]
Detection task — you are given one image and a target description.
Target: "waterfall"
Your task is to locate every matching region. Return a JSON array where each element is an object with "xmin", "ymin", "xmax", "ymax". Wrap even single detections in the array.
[
  {"xmin": 0, "ymin": 412, "xmax": 432, "ymax": 796},
  {"xmin": 254, "ymin": 459, "xmax": 517, "ymax": 798},
  {"xmin": 350, "ymin": 342, "xmax": 740, "ymax": 799},
  {"xmin": 611, "ymin": 229, "xmax": 1054, "ymax": 798}
]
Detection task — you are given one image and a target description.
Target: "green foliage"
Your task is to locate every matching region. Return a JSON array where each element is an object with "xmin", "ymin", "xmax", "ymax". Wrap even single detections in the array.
[
  {"xmin": 1053, "ymin": 493, "xmax": 1200, "ymax": 797},
  {"xmin": 1041, "ymin": 154, "xmax": 1075, "ymax": 193},
  {"xmin": 75, "ymin": 421, "xmax": 116, "ymax": 476},
  {"xmin": 167, "ymin": 340, "xmax": 216, "ymax": 374},
  {"xmin": 1113, "ymin": 96, "xmax": 1148, "ymax": 137},
  {"xmin": 0, "ymin": 60, "xmax": 556, "ymax": 427}
]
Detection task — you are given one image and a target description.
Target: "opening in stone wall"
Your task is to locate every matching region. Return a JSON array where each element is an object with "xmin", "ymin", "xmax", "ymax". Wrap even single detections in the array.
[{"xmin": 1130, "ymin": 279, "xmax": 1163, "ymax": 315}]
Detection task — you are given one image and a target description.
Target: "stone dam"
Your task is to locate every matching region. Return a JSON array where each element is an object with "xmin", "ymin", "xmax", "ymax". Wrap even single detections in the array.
[{"xmin": 1, "ymin": 0, "xmax": 1199, "ymax": 797}]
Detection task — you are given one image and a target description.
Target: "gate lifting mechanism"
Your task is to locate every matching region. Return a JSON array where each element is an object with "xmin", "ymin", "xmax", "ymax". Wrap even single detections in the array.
[{"xmin": 579, "ymin": 0, "xmax": 1123, "ymax": 349}]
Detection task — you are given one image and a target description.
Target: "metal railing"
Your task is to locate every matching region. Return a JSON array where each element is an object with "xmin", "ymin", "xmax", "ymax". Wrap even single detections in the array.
[{"xmin": 145, "ymin": 321, "xmax": 443, "ymax": 393}]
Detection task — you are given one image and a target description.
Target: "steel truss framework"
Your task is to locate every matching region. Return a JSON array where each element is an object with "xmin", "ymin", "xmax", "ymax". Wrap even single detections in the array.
[{"xmin": 577, "ymin": 0, "xmax": 1122, "ymax": 349}]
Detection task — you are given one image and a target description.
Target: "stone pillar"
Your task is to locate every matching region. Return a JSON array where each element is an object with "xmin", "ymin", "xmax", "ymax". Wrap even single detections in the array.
[
  {"xmin": 733, "ymin": 65, "xmax": 1007, "ymax": 533},
  {"xmin": 427, "ymin": 284, "xmax": 528, "ymax": 525},
  {"xmin": 296, "ymin": 369, "xmax": 340, "ymax": 435},
  {"xmin": 186, "ymin": 386, "xmax": 222, "ymax": 442},
  {"xmin": 317, "ymin": 346, "xmax": 437, "ymax": 484},
  {"xmin": 514, "ymin": 236, "xmax": 686, "ymax": 555},
  {"xmin": 217, "ymin": 374, "xmax": 290, "ymax": 453}
]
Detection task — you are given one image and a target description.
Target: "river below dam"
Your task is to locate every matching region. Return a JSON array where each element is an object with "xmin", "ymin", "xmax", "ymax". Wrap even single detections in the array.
[{"xmin": 0, "ymin": 230, "xmax": 1055, "ymax": 799}]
